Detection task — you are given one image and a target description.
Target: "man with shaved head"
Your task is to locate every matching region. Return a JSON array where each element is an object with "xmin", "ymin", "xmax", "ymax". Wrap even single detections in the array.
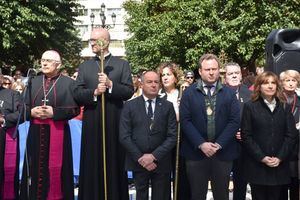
[
  {"xmin": 73, "ymin": 28, "xmax": 133, "ymax": 200},
  {"xmin": 20, "ymin": 50, "xmax": 80, "ymax": 199}
]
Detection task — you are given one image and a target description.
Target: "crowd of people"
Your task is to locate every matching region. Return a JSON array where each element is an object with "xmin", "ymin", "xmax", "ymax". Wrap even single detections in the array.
[{"xmin": 0, "ymin": 27, "xmax": 299, "ymax": 200}]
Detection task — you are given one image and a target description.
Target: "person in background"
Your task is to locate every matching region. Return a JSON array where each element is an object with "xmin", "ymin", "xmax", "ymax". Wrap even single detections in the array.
[
  {"xmin": 279, "ymin": 69, "xmax": 300, "ymax": 200},
  {"xmin": 61, "ymin": 69, "xmax": 69, "ymax": 77},
  {"xmin": 20, "ymin": 50, "xmax": 79, "ymax": 199},
  {"xmin": 158, "ymin": 62, "xmax": 181, "ymax": 121},
  {"xmin": 12, "ymin": 81, "xmax": 25, "ymax": 94},
  {"xmin": 13, "ymin": 70, "xmax": 24, "ymax": 82},
  {"xmin": 224, "ymin": 62, "xmax": 251, "ymax": 200},
  {"xmin": 73, "ymin": 27, "xmax": 133, "ymax": 200},
  {"xmin": 158, "ymin": 62, "xmax": 191, "ymax": 199},
  {"xmin": 180, "ymin": 53, "xmax": 240, "ymax": 200},
  {"xmin": 242, "ymin": 72, "xmax": 256, "ymax": 90},
  {"xmin": 2, "ymin": 75, "xmax": 13, "ymax": 89},
  {"xmin": 241, "ymin": 71, "xmax": 298, "ymax": 200},
  {"xmin": 256, "ymin": 66, "xmax": 264, "ymax": 76},
  {"xmin": 248, "ymin": 67, "xmax": 265, "ymax": 91},
  {"xmin": 0, "ymin": 74, "xmax": 21, "ymax": 199},
  {"xmin": 184, "ymin": 70, "xmax": 195, "ymax": 85},
  {"xmin": 181, "ymin": 81, "xmax": 190, "ymax": 91},
  {"xmin": 130, "ymin": 74, "xmax": 142, "ymax": 99},
  {"xmin": 119, "ymin": 71, "xmax": 177, "ymax": 200}
]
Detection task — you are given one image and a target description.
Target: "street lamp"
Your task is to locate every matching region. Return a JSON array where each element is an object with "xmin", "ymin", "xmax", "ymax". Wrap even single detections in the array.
[
  {"xmin": 99, "ymin": 3, "xmax": 116, "ymax": 29},
  {"xmin": 90, "ymin": 12, "xmax": 95, "ymax": 30}
]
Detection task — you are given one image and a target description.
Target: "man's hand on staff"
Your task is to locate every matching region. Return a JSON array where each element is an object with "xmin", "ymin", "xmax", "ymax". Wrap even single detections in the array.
[
  {"xmin": 98, "ymin": 73, "xmax": 112, "ymax": 89},
  {"xmin": 94, "ymin": 83, "xmax": 107, "ymax": 96}
]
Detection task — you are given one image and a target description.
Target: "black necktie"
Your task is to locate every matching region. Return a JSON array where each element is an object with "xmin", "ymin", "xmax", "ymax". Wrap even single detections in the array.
[
  {"xmin": 206, "ymin": 85, "xmax": 213, "ymax": 98},
  {"xmin": 147, "ymin": 99, "xmax": 153, "ymax": 119}
]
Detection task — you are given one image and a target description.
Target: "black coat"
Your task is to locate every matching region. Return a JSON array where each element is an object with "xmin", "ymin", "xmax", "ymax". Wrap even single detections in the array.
[
  {"xmin": 20, "ymin": 75, "xmax": 79, "ymax": 200},
  {"xmin": 238, "ymin": 84, "xmax": 252, "ymax": 115},
  {"xmin": 73, "ymin": 55, "xmax": 133, "ymax": 200},
  {"xmin": 241, "ymin": 97, "xmax": 298, "ymax": 185},
  {"xmin": 119, "ymin": 96, "xmax": 177, "ymax": 172},
  {"xmin": 0, "ymin": 88, "xmax": 20, "ymax": 199}
]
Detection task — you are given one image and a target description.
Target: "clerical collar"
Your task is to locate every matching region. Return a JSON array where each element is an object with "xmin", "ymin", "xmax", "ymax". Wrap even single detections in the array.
[
  {"xmin": 104, "ymin": 52, "xmax": 111, "ymax": 58},
  {"xmin": 44, "ymin": 73, "xmax": 60, "ymax": 80},
  {"xmin": 97, "ymin": 52, "xmax": 111, "ymax": 60}
]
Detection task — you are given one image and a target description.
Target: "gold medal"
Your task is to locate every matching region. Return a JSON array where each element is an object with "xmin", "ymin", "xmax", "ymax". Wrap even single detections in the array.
[{"xmin": 207, "ymin": 106, "xmax": 213, "ymax": 116}]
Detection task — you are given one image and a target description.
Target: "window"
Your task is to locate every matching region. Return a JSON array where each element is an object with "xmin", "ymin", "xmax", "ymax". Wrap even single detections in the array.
[
  {"xmin": 107, "ymin": 8, "xmax": 122, "ymax": 16},
  {"xmin": 110, "ymin": 40, "xmax": 124, "ymax": 48},
  {"xmin": 77, "ymin": 8, "xmax": 88, "ymax": 16},
  {"xmin": 91, "ymin": 9, "xmax": 101, "ymax": 16},
  {"xmin": 76, "ymin": 25, "xmax": 88, "ymax": 37}
]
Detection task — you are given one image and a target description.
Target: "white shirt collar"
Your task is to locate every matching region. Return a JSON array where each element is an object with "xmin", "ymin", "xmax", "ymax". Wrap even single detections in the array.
[
  {"xmin": 143, "ymin": 95, "xmax": 157, "ymax": 103},
  {"xmin": 203, "ymin": 82, "xmax": 217, "ymax": 88},
  {"xmin": 263, "ymin": 98, "xmax": 276, "ymax": 112}
]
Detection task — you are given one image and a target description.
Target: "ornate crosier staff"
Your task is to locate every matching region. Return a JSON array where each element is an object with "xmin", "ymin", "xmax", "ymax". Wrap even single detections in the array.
[
  {"xmin": 96, "ymin": 38, "xmax": 109, "ymax": 200},
  {"xmin": 174, "ymin": 81, "xmax": 184, "ymax": 200}
]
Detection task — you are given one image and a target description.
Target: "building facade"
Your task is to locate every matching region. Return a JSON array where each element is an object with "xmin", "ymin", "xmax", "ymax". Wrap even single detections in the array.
[{"xmin": 74, "ymin": 0, "xmax": 130, "ymax": 57}]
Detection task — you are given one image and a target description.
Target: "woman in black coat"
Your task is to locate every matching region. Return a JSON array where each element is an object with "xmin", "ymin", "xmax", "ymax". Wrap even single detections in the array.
[{"xmin": 241, "ymin": 71, "xmax": 298, "ymax": 200}]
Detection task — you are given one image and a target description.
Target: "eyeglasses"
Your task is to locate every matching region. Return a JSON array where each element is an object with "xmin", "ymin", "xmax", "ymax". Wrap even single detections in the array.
[
  {"xmin": 89, "ymin": 39, "xmax": 97, "ymax": 44},
  {"xmin": 41, "ymin": 59, "xmax": 59, "ymax": 63},
  {"xmin": 3, "ymin": 82, "xmax": 11, "ymax": 85},
  {"xmin": 186, "ymin": 76, "xmax": 194, "ymax": 79}
]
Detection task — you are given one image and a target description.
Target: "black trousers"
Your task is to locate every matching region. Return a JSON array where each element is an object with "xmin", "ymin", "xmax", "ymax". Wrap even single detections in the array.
[
  {"xmin": 250, "ymin": 184, "xmax": 282, "ymax": 200},
  {"xmin": 133, "ymin": 170, "xmax": 170, "ymax": 200},
  {"xmin": 232, "ymin": 157, "xmax": 248, "ymax": 200},
  {"xmin": 185, "ymin": 156, "xmax": 232, "ymax": 200},
  {"xmin": 279, "ymin": 177, "xmax": 299, "ymax": 200}
]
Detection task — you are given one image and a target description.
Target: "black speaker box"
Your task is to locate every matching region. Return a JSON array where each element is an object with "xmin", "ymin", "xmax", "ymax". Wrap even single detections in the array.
[{"xmin": 265, "ymin": 29, "xmax": 300, "ymax": 75}]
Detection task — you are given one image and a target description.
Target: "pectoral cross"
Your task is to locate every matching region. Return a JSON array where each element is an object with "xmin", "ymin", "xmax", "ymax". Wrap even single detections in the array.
[{"xmin": 42, "ymin": 97, "xmax": 49, "ymax": 106}]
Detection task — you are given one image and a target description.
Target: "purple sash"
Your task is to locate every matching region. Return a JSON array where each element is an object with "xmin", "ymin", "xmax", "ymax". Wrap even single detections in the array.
[{"xmin": 3, "ymin": 127, "xmax": 17, "ymax": 200}]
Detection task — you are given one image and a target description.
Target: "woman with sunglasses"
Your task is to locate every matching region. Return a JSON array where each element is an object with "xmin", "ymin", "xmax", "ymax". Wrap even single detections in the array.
[{"xmin": 0, "ymin": 75, "xmax": 21, "ymax": 199}]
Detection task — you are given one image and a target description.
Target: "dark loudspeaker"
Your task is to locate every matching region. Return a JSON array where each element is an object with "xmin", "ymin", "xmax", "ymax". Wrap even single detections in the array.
[{"xmin": 265, "ymin": 29, "xmax": 300, "ymax": 75}]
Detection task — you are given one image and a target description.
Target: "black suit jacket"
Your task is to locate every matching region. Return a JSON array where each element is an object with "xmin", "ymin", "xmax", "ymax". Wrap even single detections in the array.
[
  {"xmin": 119, "ymin": 96, "xmax": 177, "ymax": 172},
  {"xmin": 238, "ymin": 84, "xmax": 252, "ymax": 114}
]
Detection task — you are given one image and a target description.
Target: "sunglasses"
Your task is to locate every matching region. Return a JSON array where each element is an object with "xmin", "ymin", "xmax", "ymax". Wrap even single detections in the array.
[
  {"xmin": 186, "ymin": 76, "xmax": 194, "ymax": 79},
  {"xmin": 3, "ymin": 82, "xmax": 11, "ymax": 85}
]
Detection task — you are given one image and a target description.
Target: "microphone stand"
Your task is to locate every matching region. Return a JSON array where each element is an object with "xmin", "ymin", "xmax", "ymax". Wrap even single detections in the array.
[
  {"xmin": 12, "ymin": 70, "xmax": 34, "ymax": 138},
  {"xmin": 12, "ymin": 69, "xmax": 34, "ymax": 197}
]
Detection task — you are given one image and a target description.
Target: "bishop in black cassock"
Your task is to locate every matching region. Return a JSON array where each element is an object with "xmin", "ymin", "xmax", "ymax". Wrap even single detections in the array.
[
  {"xmin": 72, "ymin": 28, "xmax": 133, "ymax": 200},
  {"xmin": 0, "ymin": 83, "xmax": 21, "ymax": 200},
  {"xmin": 20, "ymin": 50, "xmax": 79, "ymax": 200}
]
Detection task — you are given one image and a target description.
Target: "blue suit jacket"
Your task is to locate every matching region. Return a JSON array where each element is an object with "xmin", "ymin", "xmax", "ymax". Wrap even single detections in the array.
[{"xmin": 180, "ymin": 81, "xmax": 240, "ymax": 161}]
